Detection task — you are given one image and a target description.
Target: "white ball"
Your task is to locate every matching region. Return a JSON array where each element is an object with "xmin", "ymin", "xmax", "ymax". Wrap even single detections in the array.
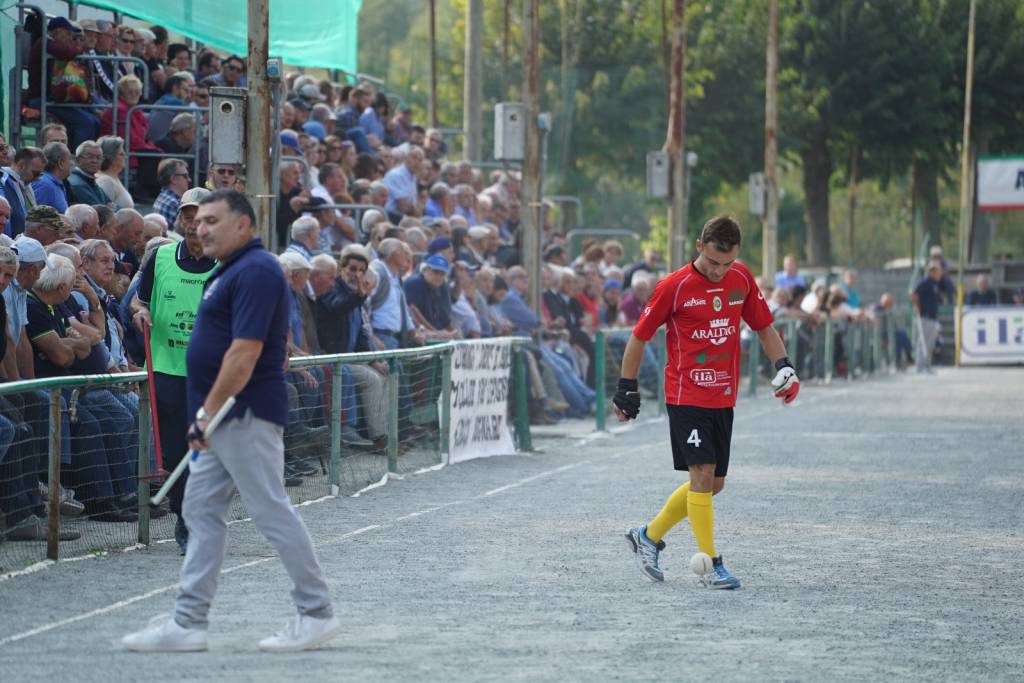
[{"xmin": 690, "ymin": 552, "xmax": 714, "ymax": 575}]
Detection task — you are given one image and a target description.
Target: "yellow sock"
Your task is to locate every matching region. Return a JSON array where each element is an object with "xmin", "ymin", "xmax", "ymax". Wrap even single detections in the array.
[
  {"xmin": 645, "ymin": 482, "xmax": 690, "ymax": 543},
  {"xmin": 687, "ymin": 490, "xmax": 716, "ymax": 557}
]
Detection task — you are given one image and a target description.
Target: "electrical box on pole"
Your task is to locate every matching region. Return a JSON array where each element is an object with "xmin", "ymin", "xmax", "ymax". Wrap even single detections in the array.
[
  {"xmin": 749, "ymin": 172, "xmax": 766, "ymax": 218},
  {"xmin": 209, "ymin": 87, "xmax": 247, "ymax": 166},
  {"xmin": 494, "ymin": 102, "xmax": 526, "ymax": 161},
  {"xmin": 647, "ymin": 152, "xmax": 669, "ymax": 198}
]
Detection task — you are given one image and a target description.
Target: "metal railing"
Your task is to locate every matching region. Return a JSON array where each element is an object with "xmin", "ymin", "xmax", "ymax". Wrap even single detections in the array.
[
  {"xmin": 122, "ymin": 103, "xmax": 208, "ymax": 188},
  {"xmin": 0, "ymin": 339, "xmax": 532, "ymax": 571},
  {"xmin": 544, "ymin": 195, "xmax": 583, "ymax": 232},
  {"xmin": 591, "ymin": 313, "xmax": 904, "ymax": 431},
  {"xmin": 565, "ymin": 228, "xmax": 643, "ymax": 263}
]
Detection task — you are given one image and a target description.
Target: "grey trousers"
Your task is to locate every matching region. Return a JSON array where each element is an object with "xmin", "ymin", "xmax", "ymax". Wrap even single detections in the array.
[
  {"xmin": 348, "ymin": 363, "xmax": 386, "ymax": 439},
  {"xmin": 175, "ymin": 410, "xmax": 333, "ymax": 629},
  {"xmin": 915, "ymin": 317, "xmax": 940, "ymax": 371}
]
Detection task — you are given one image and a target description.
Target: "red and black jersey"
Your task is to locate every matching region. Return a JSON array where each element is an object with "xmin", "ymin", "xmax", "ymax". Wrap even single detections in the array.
[{"xmin": 632, "ymin": 260, "xmax": 774, "ymax": 408}]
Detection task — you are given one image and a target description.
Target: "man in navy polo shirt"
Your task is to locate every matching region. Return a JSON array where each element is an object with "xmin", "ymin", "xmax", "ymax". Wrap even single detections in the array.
[
  {"xmin": 123, "ymin": 190, "xmax": 340, "ymax": 653},
  {"xmin": 912, "ymin": 261, "xmax": 943, "ymax": 374}
]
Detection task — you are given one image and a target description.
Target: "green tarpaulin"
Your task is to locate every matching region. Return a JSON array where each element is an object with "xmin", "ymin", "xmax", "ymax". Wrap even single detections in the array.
[{"xmin": 72, "ymin": 0, "xmax": 362, "ymax": 72}]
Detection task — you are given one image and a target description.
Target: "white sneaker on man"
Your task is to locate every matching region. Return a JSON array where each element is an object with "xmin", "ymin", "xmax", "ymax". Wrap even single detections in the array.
[
  {"xmin": 258, "ymin": 614, "xmax": 342, "ymax": 652},
  {"xmin": 122, "ymin": 614, "xmax": 208, "ymax": 652}
]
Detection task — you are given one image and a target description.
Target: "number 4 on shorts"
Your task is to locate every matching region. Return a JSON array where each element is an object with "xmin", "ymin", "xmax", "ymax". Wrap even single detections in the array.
[{"xmin": 687, "ymin": 428, "xmax": 701, "ymax": 448}]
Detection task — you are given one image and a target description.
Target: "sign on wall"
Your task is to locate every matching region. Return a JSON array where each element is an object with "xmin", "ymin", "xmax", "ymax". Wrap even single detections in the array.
[
  {"xmin": 448, "ymin": 339, "xmax": 517, "ymax": 463},
  {"xmin": 961, "ymin": 306, "xmax": 1024, "ymax": 365},
  {"xmin": 977, "ymin": 157, "xmax": 1024, "ymax": 211}
]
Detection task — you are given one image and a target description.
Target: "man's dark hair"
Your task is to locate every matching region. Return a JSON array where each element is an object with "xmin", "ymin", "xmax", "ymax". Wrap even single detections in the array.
[
  {"xmin": 165, "ymin": 73, "xmax": 190, "ymax": 94},
  {"xmin": 198, "ymin": 51, "xmax": 219, "ymax": 70},
  {"xmin": 93, "ymin": 204, "xmax": 114, "ymax": 228},
  {"xmin": 14, "ymin": 146, "xmax": 44, "ymax": 164},
  {"xmin": 411, "ymin": 125, "xmax": 426, "ymax": 134},
  {"xmin": 699, "ymin": 215, "xmax": 742, "ymax": 251},
  {"xmin": 351, "ymin": 186, "xmax": 369, "ymax": 203},
  {"xmin": 224, "ymin": 55, "xmax": 245, "ymax": 69},
  {"xmin": 383, "ymin": 226, "xmax": 404, "ymax": 240},
  {"xmin": 318, "ymin": 162, "xmax": 341, "ymax": 186},
  {"xmin": 167, "ymin": 43, "xmax": 190, "ymax": 63},
  {"xmin": 339, "ymin": 85, "xmax": 353, "ymax": 101},
  {"xmin": 200, "ymin": 189, "xmax": 256, "ymax": 225},
  {"xmin": 149, "ymin": 25, "xmax": 168, "ymax": 45}
]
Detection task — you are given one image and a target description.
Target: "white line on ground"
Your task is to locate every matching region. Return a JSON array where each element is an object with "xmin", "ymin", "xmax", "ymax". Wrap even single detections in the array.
[{"xmin": 0, "ymin": 457, "xmax": 602, "ymax": 648}]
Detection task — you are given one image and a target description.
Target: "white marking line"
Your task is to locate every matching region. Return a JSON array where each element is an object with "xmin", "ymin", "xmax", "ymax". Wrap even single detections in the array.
[
  {"xmin": 0, "ymin": 458, "xmax": 598, "ymax": 648},
  {"xmin": 482, "ymin": 462, "xmax": 587, "ymax": 497},
  {"xmin": 0, "ymin": 524, "xmax": 382, "ymax": 648}
]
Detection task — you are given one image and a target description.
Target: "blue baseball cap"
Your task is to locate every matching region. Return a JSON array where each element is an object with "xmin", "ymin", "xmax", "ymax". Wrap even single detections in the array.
[
  {"xmin": 423, "ymin": 253, "xmax": 450, "ymax": 274},
  {"xmin": 426, "ymin": 236, "xmax": 452, "ymax": 255},
  {"xmin": 603, "ymin": 278, "xmax": 623, "ymax": 291},
  {"xmin": 303, "ymin": 120, "xmax": 326, "ymax": 142}
]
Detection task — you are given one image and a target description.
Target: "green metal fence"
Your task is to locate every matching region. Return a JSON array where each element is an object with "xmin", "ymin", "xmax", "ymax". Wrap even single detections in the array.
[
  {"xmin": 593, "ymin": 313, "xmax": 905, "ymax": 430},
  {"xmin": 0, "ymin": 340, "xmax": 532, "ymax": 573}
]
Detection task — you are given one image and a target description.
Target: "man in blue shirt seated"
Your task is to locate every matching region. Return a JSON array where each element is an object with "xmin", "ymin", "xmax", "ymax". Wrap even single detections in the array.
[
  {"xmin": 404, "ymin": 253, "xmax": 459, "ymax": 338},
  {"xmin": 966, "ymin": 274, "xmax": 997, "ymax": 306},
  {"xmin": 30, "ymin": 142, "xmax": 74, "ymax": 213}
]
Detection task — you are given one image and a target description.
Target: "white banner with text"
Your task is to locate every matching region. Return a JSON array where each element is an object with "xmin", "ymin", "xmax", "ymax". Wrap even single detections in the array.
[
  {"xmin": 977, "ymin": 157, "xmax": 1024, "ymax": 211},
  {"xmin": 960, "ymin": 306, "xmax": 1024, "ymax": 365},
  {"xmin": 448, "ymin": 339, "xmax": 517, "ymax": 463}
]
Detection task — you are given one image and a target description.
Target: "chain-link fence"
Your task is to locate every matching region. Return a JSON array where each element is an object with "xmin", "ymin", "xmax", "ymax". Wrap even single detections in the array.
[{"xmin": 0, "ymin": 340, "xmax": 532, "ymax": 574}]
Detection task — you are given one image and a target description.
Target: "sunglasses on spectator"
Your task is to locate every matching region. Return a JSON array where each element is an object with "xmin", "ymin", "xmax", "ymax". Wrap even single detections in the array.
[
  {"xmin": 214, "ymin": 168, "xmax": 236, "ymax": 175},
  {"xmin": 225, "ymin": 64, "xmax": 242, "ymax": 72}
]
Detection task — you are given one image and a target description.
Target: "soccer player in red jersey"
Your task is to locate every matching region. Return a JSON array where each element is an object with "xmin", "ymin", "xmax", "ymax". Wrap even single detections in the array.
[{"xmin": 617, "ymin": 215, "xmax": 799, "ymax": 588}]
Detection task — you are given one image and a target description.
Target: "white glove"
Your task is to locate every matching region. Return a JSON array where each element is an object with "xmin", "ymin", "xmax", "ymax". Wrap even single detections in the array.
[{"xmin": 771, "ymin": 365, "xmax": 800, "ymax": 404}]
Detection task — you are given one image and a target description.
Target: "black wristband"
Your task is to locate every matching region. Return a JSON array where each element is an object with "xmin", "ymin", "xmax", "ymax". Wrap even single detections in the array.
[
  {"xmin": 774, "ymin": 356, "xmax": 794, "ymax": 372},
  {"xmin": 617, "ymin": 378, "xmax": 638, "ymax": 392},
  {"xmin": 188, "ymin": 420, "xmax": 205, "ymax": 442}
]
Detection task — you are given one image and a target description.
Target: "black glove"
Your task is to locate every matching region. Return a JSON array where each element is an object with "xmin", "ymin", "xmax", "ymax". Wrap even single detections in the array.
[{"xmin": 612, "ymin": 378, "xmax": 641, "ymax": 420}]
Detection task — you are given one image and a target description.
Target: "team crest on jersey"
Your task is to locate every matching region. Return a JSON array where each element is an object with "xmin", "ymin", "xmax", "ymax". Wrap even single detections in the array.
[
  {"xmin": 683, "ymin": 297, "xmax": 706, "ymax": 308},
  {"xmin": 712, "ymin": 296, "xmax": 722, "ymax": 311},
  {"xmin": 728, "ymin": 288, "xmax": 745, "ymax": 306}
]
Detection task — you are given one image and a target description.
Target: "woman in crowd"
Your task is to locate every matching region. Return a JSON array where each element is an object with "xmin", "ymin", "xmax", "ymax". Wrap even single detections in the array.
[{"xmin": 95, "ymin": 135, "xmax": 134, "ymax": 210}]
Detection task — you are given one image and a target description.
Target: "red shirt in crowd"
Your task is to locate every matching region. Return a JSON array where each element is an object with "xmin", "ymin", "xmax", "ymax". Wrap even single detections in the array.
[{"xmin": 632, "ymin": 260, "xmax": 773, "ymax": 408}]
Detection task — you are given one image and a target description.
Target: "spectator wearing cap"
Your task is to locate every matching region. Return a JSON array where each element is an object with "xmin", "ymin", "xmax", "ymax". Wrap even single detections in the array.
[
  {"xmin": 425, "ymin": 182, "xmax": 452, "ymax": 219},
  {"xmin": 153, "ymin": 159, "xmax": 191, "ymax": 227},
  {"xmin": 79, "ymin": 19, "xmax": 117, "ymax": 103},
  {"xmin": 128, "ymin": 185, "xmax": 214, "ymax": 550},
  {"xmin": 384, "ymin": 147, "xmax": 423, "ymax": 217},
  {"xmin": 31, "ymin": 142, "xmax": 74, "ymax": 213},
  {"xmin": 460, "ymin": 226, "xmax": 493, "ymax": 268},
  {"xmin": 27, "ymin": 18, "xmax": 101, "ymax": 149},
  {"xmin": 68, "ymin": 141, "xmax": 112, "ymax": 207},
  {"xmin": 427, "ymin": 236, "xmax": 455, "ymax": 263},
  {"xmin": 404, "ymin": 254, "xmax": 458, "ymax": 339},
  {"xmin": 289, "ymin": 98, "xmax": 313, "ymax": 132},
  {"xmin": 96, "ymin": 136, "xmax": 133, "ymax": 210},
  {"xmin": 599, "ymin": 279, "xmax": 626, "ymax": 326},
  {"xmin": 24, "ymin": 205, "xmax": 67, "ymax": 246},
  {"xmin": 156, "ymin": 113, "xmax": 198, "ymax": 156},
  {"xmin": 5, "ymin": 236, "xmax": 50, "ymax": 375}
]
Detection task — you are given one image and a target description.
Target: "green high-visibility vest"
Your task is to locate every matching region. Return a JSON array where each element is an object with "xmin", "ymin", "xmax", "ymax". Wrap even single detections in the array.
[{"xmin": 149, "ymin": 243, "xmax": 215, "ymax": 376}]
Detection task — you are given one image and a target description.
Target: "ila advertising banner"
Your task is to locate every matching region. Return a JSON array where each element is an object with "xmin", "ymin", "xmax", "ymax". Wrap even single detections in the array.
[{"xmin": 960, "ymin": 306, "xmax": 1024, "ymax": 364}]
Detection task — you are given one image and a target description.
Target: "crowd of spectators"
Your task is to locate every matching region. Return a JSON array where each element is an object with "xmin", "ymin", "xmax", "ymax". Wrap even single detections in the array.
[{"xmin": 1, "ymin": 12, "xmax": 676, "ymax": 544}]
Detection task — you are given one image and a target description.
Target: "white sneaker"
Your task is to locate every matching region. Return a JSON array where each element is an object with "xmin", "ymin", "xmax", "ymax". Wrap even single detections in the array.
[
  {"xmin": 258, "ymin": 614, "xmax": 342, "ymax": 652},
  {"xmin": 122, "ymin": 614, "xmax": 208, "ymax": 652}
]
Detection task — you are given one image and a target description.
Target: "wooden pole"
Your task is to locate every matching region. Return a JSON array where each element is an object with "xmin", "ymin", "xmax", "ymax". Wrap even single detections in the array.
[
  {"xmin": 666, "ymin": 0, "xmax": 688, "ymax": 272},
  {"xmin": 763, "ymin": 0, "xmax": 779, "ymax": 285},
  {"xmin": 245, "ymin": 0, "xmax": 271, "ymax": 246},
  {"xmin": 463, "ymin": 0, "xmax": 484, "ymax": 162},
  {"xmin": 955, "ymin": 0, "xmax": 976, "ymax": 367},
  {"xmin": 428, "ymin": 0, "xmax": 437, "ymax": 129},
  {"xmin": 522, "ymin": 0, "xmax": 542, "ymax": 313}
]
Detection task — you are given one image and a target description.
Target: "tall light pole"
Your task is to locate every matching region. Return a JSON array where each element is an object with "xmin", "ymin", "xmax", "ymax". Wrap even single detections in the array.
[
  {"xmin": 522, "ymin": 0, "xmax": 542, "ymax": 313},
  {"xmin": 428, "ymin": 0, "xmax": 438, "ymax": 129},
  {"xmin": 666, "ymin": 0, "xmax": 688, "ymax": 271},
  {"xmin": 955, "ymin": 0, "xmax": 977, "ymax": 367},
  {"xmin": 763, "ymin": 0, "xmax": 779, "ymax": 286},
  {"xmin": 463, "ymin": 0, "xmax": 484, "ymax": 162},
  {"xmin": 245, "ymin": 0, "xmax": 271, "ymax": 246}
]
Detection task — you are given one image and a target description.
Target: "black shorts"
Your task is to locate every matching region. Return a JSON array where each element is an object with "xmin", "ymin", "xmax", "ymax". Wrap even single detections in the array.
[{"xmin": 667, "ymin": 404, "xmax": 734, "ymax": 477}]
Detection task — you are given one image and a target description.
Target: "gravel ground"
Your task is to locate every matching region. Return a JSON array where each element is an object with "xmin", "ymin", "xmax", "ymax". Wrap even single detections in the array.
[{"xmin": 1, "ymin": 367, "xmax": 1022, "ymax": 681}]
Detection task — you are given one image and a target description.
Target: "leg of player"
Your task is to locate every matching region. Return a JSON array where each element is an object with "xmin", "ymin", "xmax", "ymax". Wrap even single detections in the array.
[{"xmin": 688, "ymin": 464, "xmax": 739, "ymax": 589}]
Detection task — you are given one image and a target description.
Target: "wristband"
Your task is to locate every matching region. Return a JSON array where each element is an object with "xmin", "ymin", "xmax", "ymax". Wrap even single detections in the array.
[
  {"xmin": 187, "ymin": 420, "xmax": 205, "ymax": 442},
  {"xmin": 617, "ymin": 377, "xmax": 639, "ymax": 392},
  {"xmin": 774, "ymin": 357, "xmax": 794, "ymax": 372},
  {"xmin": 196, "ymin": 406, "xmax": 211, "ymax": 422}
]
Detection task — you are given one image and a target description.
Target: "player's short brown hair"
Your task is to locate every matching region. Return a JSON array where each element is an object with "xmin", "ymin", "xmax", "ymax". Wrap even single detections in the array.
[{"xmin": 699, "ymin": 215, "xmax": 742, "ymax": 251}]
